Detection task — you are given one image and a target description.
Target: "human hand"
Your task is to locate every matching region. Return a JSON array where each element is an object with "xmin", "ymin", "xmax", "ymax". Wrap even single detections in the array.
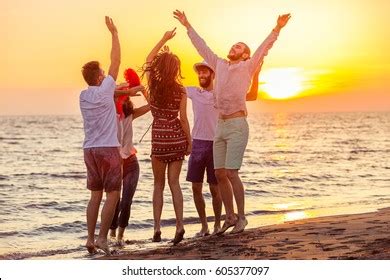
[
  {"xmin": 277, "ymin": 13, "xmax": 291, "ymax": 28},
  {"xmin": 163, "ymin": 28, "xmax": 177, "ymax": 41},
  {"xmin": 105, "ymin": 16, "xmax": 118, "ymax": 34},
  {"xmin": 173, "ymin": 10, "xmax": 190, "ymax": 28},
  {"xmin": 186, "ymin": 142, "xmax": 192, "ymax": 156},
  {"xmin": 162, "ymin": 45, "xmax": 170, "ymax": 52}
]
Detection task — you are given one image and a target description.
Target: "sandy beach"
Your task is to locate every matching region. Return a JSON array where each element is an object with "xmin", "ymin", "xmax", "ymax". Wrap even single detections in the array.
[{"xmin": 101, "ymin": 207, "xmax": 390, "ymax": 260}]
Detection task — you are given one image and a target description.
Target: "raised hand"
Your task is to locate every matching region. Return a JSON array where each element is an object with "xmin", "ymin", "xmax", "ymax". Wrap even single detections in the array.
[
  {"xmin": 106, "ymin": 16, "xmax": 120, "ymax": 80},
  {"xmin": 162, "ymin": 45, "xmax": 170, "ymax": 52},
  {"xmin": 277, "ymin": 14, "xmax": 291, "ymax": 28},
  {"xmin": 173, "ymin": 10, "xmax": 190, "ymax": 28},
  {"xmin": 105, "ymin": 16, "xmax": 117, "ymax": 34},
  {"xmin": 163, "ymin": 28, "xmax": 177, "ymax": 41}
]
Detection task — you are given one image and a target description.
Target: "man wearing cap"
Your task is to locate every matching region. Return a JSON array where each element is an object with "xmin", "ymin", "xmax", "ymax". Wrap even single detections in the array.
[
  {"xmin": 186, "ymin": 61, "xmax": 221, "ymax": 236},
  {"xmin": 186, "ymin": 61, "xmax": 263, "ymax": 237},
  {"xmin": 175, "ymin": 10, "xmax": 291, "ymax": 234}
]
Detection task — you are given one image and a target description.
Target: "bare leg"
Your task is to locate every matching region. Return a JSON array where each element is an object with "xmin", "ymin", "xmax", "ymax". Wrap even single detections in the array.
[
  {"xmin": 117, "ymin": 226, "xmax": 125, "ymax": 246},
  {"xmin": 227, "ymin": 170, "xmax": 245, "ymax": 218},
  {"xmin": 215, "ymin": 169, "xmax": 235, "ymax": 219},
  {"xmin": 192, "ymin": 182, "xmax": 209, "ymax": 235},
  {"xmin": 209, "ymin": 183, "xmax": 222, "ymax": 233},
  {"xmin": 96, "ymin": 190, "xmax": 120, "ymax": 255},
  {"xmin": 227, "ymin": 169, "xmax": 247, "ymax": 233},
  {"xmin": 86, "ymin": 190, "xmax": 103, "ymax": 253},
  {"xmin": 152, "ymin": 156, "xmax": 167, "ymax": 238},
  {"xmin": 109, "ymin": 202, "xmax": 118, "ymax": 239},
  {"xmin": 168, "ymin": 160, "xmax": 184, "ymax": 233},
  {"xmin": 109, "ymin": 200, "xmax": 120, "ymax": 239},
  {"xmin": 215, "ymin": 168, "xmax": 237, "ymax": 234}
]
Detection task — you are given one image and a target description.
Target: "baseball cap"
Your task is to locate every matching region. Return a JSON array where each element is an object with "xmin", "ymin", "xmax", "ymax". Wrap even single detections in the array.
[{"xmin": 193, "ymin": 61, "xmax": 214, "ymax": 73}]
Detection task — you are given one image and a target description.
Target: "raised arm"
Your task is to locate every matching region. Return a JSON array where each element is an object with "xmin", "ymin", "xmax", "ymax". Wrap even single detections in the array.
[
  {"xmin": 246, "ymin": 61, "xmax": 263, "ymax": 101},
  {"xmin": 105, "ymin": 16, "xmax": 121, "ymax": 81},
  {"xmin": 248, "ymin": 14, "xmax": 291, "ymax": 75},
  {"xmin": 179, "ymin": 92, "xmax": 192, "ymax": 155},
  {"xmin": 146, "ymin": 29, "xmax": 176, "ymax": 64},
  {"xmin": 173, "ymin": 10, "xmax": 218, "ymax": 70}
]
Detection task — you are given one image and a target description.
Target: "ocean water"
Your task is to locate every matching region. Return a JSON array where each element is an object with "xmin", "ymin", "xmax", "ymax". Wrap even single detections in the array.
[{"xmin": 0, "ymin": 111, "xmax": 389, "ymax": 259}]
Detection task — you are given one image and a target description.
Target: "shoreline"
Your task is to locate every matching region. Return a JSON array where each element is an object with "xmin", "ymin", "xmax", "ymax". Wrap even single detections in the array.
[{"xmin": 101, "ymin": 207, "xmax": 390, "ymax": 260}]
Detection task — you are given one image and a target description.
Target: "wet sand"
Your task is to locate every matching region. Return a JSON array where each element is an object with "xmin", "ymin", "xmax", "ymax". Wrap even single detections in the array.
[{"xmin": 101, "ymin": 207, "xmax": 390, "ymax": 260}]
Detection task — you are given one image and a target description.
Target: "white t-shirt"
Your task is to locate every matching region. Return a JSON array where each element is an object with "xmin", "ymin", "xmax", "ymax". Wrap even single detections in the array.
[
  {"xmin": 80, "ymin": 75, "xmax": 120, "ymax": 148},
  {"xmin": 117, "ymin": 114, "xmax": 137, "ymax": 159},
  {"xmin": 186, "ymin": 86, "xmax": 218, "ymax": 141}
]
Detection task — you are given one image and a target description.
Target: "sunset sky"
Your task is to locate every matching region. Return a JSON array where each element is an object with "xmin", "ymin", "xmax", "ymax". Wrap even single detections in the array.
[{"xmin": 1, "ymin": 0, "xmax": 389, "ymax": 115}]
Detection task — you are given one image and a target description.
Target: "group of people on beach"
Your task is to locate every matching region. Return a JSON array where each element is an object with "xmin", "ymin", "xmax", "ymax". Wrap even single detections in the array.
[{"xmin": 79, "ymin": 11, "xmax": 290, "ymax": 255}]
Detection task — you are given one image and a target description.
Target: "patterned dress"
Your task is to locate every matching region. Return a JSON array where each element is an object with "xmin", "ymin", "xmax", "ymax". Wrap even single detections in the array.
[{"xmin": 151, "ymin": 90, "xmax": 188, "ymax": 163}]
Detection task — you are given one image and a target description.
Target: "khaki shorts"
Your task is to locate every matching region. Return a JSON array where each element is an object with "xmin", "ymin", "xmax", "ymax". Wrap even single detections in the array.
[{"xmin": 213, "ymin": 117, "xmax": 249, "ymax": 170}]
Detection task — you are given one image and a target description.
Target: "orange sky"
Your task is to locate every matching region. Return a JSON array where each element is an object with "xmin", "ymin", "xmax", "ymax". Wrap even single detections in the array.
[{"xmin": 1, "ymin": 0, "xmax": 389, "ymax": 115}]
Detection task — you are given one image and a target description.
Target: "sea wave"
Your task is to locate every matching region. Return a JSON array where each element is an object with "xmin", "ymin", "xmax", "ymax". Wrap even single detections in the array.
[
  {"xmin": 0, "ymin": 246, "xmax": 84, "ymax": 260},
  {"xmin": 0, "ymin": 175, "xmax": 9, "ymax": 180},
  {"xmin": 0, "ymin": 137, "xmax": 26, "ymax": 140},
  {"xmin": 11, "ymin": 172, "xmax": 85, "ymax": 179},
  {"xmin": 34, "ymin": 220, "xmax": 86, "ymax": 234}
]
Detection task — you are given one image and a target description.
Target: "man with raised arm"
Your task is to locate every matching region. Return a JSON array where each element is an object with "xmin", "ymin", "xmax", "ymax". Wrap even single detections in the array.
[
  {"xmin": 174, "ymin": 10, "xmax": 291, "ymax": 234},
  {"xmin": 186, "ymin": 60, "xmax": 263, "ymax": 237},
  {"xmin": 80, "ymin": 17, "xmax": 131, "ymax": 255}
]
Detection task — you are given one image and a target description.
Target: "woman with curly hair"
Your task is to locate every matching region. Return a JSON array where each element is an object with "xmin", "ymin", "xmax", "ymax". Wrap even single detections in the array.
[{"xmin": 143, "ymin": 28, "xmax": 192, "ymax": 245}]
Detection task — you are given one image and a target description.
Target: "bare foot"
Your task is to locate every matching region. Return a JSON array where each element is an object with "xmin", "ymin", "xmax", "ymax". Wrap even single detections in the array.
[
  {"xmin": 109, "ymin": 229, "xmax": 116, "ymax": 238},
  {"xmin": 95, "ymin": 238, "xmax": 111, "ymax": 256},
  {"xmin": 116, "ymin": 237, "xmax": 125, "ymax": 247},
  {"xmin": 195, "ymin": 229, "xmax": 210, "ymax": 238},
  {"xmin": 217, "ymin": 215, "xmax": 238, "ymax": 236},
  {"xmin": 152, "ymin": 230, "xmax": 161, "ymax": 242},
  {"xmin": 172, "ymin": 229, "xmax": 185, "ymax": 245},
  {"xmin": 230, "ymin": 217, "xmax": 248, "ymax": 234},
  {"xmin": 212, "ymin": 225, "xmax": 221, "ymax": 235},
  {"xmin": 85, "ymin": 240, "xmax": 97, "ymax": 254}
]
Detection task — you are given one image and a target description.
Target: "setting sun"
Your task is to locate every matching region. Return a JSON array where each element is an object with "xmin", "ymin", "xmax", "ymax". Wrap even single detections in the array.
[{"xmin": 260, "ymin": 68, "xmax": 307, "ymax": 99}]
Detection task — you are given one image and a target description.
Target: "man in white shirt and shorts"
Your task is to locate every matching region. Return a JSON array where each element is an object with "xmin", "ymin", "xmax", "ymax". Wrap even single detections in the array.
[{"xmin": 79, "ymin": 17, "xmax": 122, "ymax": 255}]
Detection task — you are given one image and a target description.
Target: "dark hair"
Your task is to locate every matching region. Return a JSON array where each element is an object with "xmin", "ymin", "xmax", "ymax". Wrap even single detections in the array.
[
  {"xmin": 122, "ymin": 97, "xmax": 134, "ymax": 118},
  {"xmin": 81, "ymin": 61, "xmax": 100, "ymax": 86},
  {"xmin": 141, "ymin": 49, "xmax": 184, "ymax": 108},
  {"xmin": 238, "ymin": 42, "xmax": 251, "ymax": 59}
]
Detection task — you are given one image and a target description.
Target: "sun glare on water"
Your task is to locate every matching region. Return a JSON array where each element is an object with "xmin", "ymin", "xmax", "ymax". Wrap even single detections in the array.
[{"xmin": 260, "ymin": 68, "xmax": 307, "ymax": 99}]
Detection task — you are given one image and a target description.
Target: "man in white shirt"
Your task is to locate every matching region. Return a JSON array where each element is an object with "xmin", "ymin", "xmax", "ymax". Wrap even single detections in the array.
[
  {"xmin": 174, "ymin": 10, "xmax": 291, "ymax": 234},
  {"xmin": 79, "ymin": 16, "xmax": 122, "ymax": 255},
  {"xmin": 186, "ymin": 61, "xmax": 221, "ymax": 236}
]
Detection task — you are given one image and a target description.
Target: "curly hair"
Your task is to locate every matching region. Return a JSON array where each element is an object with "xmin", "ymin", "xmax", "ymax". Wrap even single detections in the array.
[{"xmin": 142, "ymin": 49, "xmax": 184, "ymax": 108}]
